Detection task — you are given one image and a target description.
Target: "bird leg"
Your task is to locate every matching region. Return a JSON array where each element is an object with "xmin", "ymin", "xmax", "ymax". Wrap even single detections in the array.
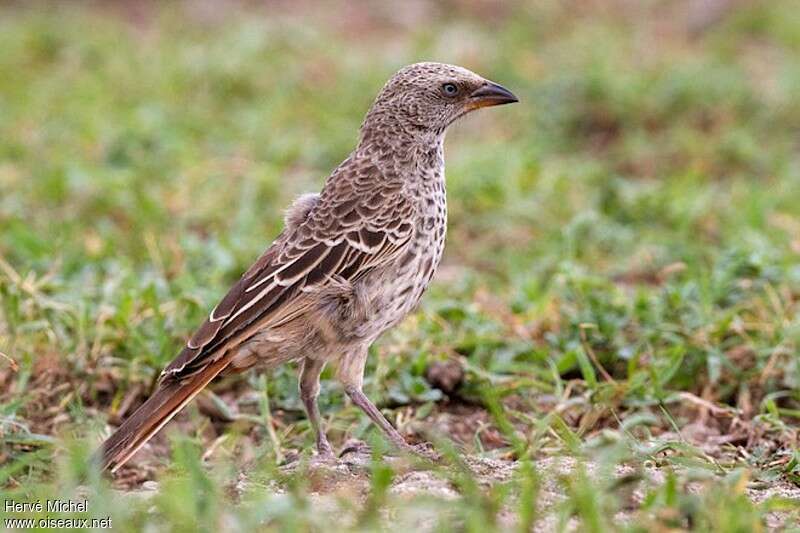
[
  {"xmin": 299, "ymin": 357, "xmax": 334, "ymax": 459},
  {"xmin": 344, "ymin": 386, "xmax": 411, "ymax": 451},
  {"xmin": 337, "ymin": 348, "xmax": 413, "ymax": 452}
]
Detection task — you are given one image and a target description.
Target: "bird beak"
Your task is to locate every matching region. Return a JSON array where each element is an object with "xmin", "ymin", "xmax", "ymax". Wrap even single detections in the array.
[{"xmin": 467, "ymin": 81, "xmax": 519, "ymax": 110}]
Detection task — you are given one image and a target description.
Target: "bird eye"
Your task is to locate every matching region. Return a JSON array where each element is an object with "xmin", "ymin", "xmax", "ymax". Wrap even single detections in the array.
[{"xmin": 441, "ymin": 82, "xmax": 459, "ymax": 97}]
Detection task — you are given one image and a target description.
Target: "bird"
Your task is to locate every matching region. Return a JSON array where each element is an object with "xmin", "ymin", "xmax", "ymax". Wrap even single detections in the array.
[{"xmin": 97, "ymin": 62, "xmax": 517, "ymax": 472}]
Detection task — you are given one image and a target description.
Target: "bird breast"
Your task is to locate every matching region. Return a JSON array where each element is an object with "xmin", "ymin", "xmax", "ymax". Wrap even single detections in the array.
[{"xmin": 360, "ymin": 167, "xmax": 448, "ymax": 337}]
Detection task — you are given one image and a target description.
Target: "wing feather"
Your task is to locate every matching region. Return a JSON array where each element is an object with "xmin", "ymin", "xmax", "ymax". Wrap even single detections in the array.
[{"xmin": 162, "ymin": 178, "xmax": 415, "ymax": 380}]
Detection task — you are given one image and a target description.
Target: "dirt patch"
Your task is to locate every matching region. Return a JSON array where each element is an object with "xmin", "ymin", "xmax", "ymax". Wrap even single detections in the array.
[
  {"xmin": 0, "ymin": 353, "xmax": 79, "ymax": 437},
  {"xmin": 114, "ymin": 451, "xmax": 800, "ymax": 531}
]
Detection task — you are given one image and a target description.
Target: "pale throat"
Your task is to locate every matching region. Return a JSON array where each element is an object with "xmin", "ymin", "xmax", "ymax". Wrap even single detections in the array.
[{"xmin": 356, "ymin": 122, "xmax": 446, "ymax": 165}]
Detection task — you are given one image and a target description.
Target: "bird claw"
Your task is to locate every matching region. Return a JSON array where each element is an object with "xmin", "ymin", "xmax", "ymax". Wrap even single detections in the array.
[
  {"xmin": 339, "ymin": 438, "xmax": 441, "ymax": 463},
  {"xmin": 310, "ymin": 452, "xmax": 338, "ymax": 466},
  {"xmin": 406, "ymin": 442, "xmax": 442, "ymax": 462},
  {"xmin": 339, "ymin": 439, "xmax": 372, "ymax": 458}
]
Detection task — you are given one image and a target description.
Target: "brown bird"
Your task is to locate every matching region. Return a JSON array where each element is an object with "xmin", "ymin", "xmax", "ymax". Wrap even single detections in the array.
[{"xmin": 98, "ymin": 62, "xmax": 517, "ymax": 472}]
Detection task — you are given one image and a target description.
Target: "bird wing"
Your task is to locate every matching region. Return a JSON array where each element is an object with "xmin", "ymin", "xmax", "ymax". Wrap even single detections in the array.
[{"xmin": 162, "ymin": 167, "xmax": 415, "ymax": 380}]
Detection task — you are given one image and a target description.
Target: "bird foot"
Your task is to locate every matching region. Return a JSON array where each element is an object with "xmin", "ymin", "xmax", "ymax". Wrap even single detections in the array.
[
  {"xmin": 339, "ymin": 439, "xmax": 372, "ymax": 458},
  {"xmin": 407, "ymin": 441, "xmax": 441, "ymax": 462},
  {"xmin": 303, "ymin": 437, "xmax": 337, "ymax": 465},
  {"xmin": 309, "ymin": 453, "xmax": 337, "ymax": 467},
  {"xmin": 339, "ymin": 438, "xmax": 441, "ymax": 463}
]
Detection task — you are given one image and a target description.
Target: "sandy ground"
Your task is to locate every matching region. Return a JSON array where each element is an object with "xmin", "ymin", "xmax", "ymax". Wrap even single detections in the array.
[{"xmin": 118, "ymin": 449, "xmax": 800, "ymax": 531}]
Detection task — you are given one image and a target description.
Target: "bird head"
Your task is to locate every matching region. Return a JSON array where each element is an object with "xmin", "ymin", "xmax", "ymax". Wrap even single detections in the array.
[{"xmin": 359, "ymin": 62, "xmax": 518, "ymax": 146}]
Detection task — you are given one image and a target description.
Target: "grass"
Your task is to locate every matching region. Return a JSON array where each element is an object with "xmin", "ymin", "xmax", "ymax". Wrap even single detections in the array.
[{"xmin": 2, "ymin": 0, "xmax": 800, "ymax": 530}]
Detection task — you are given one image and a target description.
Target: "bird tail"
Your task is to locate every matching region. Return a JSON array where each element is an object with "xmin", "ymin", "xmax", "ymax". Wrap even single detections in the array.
[{"xmin": 95, "ymin": 355, "xmax": 231, "ymax": 473}]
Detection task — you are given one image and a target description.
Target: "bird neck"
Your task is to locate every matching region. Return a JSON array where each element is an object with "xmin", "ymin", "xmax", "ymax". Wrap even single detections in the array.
[{"xmin": 355, "ymin": 119, "xmax": 446, "ymax": 167}]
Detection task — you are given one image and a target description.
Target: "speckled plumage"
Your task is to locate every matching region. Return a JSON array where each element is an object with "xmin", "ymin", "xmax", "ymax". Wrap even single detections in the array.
[{"xmin": 98, "ymin": 62, "xmax": 517, "ymax": 471}]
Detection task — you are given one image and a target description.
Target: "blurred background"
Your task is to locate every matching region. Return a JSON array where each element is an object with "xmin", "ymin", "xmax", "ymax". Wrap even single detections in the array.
[{"xmin": 1, "ymin": 0, "xmax": 800, "ymax": 528}]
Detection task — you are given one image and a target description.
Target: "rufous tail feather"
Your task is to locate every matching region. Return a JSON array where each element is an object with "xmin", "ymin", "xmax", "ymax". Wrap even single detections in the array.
[{"xmin": 95, "ymin": 355, "xmax": 230, "ymax": 472}]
